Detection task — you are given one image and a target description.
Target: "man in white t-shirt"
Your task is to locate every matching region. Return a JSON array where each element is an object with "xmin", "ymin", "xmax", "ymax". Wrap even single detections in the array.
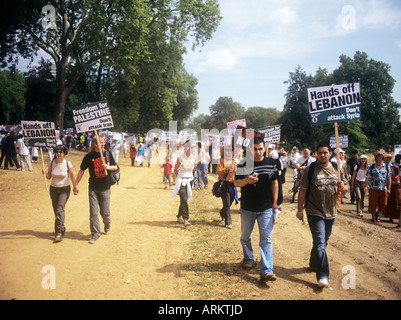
[
  {"xmin": 16, "ymin": 137, "xmax": 32, "ymax": 171},
  {"xmin": 294, "ymin": 149, "xmax": 315, "ymax": 176},
  {"xmin": 290, "ymin": 147, "xmax": 302, "ymax": 180}
]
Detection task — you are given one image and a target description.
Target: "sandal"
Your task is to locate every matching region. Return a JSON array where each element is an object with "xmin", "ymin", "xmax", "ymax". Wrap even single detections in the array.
[{"xmin": 375, "ymin": 213, "xmax": 381, "ymax": 222}]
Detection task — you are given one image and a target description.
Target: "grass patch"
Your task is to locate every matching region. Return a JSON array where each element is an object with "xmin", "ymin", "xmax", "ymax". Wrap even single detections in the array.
[{"xmin": 182, "ymin": 188, "xmax": 259, "ymax": 300}]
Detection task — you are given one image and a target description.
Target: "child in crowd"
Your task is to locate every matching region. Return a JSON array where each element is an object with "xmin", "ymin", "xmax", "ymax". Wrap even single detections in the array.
[{"xmin": 161, "ymin": 158, "xmax": 173, "ymax": 189}]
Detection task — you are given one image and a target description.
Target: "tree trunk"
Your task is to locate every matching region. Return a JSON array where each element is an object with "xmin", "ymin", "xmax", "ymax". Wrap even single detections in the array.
[{"xmin": 54, "ymin": 59, "xmax": 69, "ymax": 133}]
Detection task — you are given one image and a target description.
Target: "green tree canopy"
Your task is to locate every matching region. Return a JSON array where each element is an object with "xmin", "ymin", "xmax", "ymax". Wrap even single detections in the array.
[
  {"xmin": 0, "ymin": 68, "xmax": 26, "ymax": 123},
  {"xmin": 0, "ymin": 0, "xmax": 222, "ymax": 131},
  {"xmin": 244, "ymin": 106, "xmax": 281, "ymax": 130},
  {"xmin": 279, "ymin": 52, "xmax": 400, "ymax": 153}
]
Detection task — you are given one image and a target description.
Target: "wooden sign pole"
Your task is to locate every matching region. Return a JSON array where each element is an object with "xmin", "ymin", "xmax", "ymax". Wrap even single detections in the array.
[
  {"xmin": 40, "ymin": 147, "xmax": 48, "ymax": 191},
  {"xmin": 334, "ymin": 122, "xmax": 341, "ymax": 181},
  {"xmin": 94, "ymin": 130, "xmax": 108, "ymax": 176}
]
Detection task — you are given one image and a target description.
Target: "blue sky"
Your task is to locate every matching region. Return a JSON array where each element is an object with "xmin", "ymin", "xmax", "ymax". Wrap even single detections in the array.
[{"xmin": 183, "ymin": 0, "xmax": 401, "ymax": 116}]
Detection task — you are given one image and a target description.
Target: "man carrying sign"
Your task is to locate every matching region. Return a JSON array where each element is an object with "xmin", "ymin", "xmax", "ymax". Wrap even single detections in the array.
[
  {"xmin": 74, "ymin": 136, "xmax": 118, "ymax": 244},
  {"xmin": 297, "ymin": 142, "xmax": 348, "ymax": 288}
]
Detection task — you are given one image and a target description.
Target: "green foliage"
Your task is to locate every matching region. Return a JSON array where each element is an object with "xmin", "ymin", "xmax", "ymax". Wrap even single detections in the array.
[
  {"xmin": 333, "ymin": 51, "xmax": 401, "ymax": 151},
  {"xmin": 208, "ymin": 97, "xmax": 245, "ymax": 130},
  {"xmin": 0, "ymin": 68, "xmax": 26, "ymax": 123},
  {"xmin": 279, "ymin": 52, "xmax": 400, "ymax": 153},
  {"xmin": 245, "ymin": 106, "xmax": 281, "ymax": 130},
  {"xmin": 0, "ymin": 0, "xmax": 222, "ymax": 132},
  {"xmin": 23, "ymin": 58, "xmax": 56, "ymax": 122}
]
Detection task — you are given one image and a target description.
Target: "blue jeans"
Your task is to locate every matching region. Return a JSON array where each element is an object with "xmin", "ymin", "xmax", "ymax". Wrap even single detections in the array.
[
  {"xmin": 240, "ymin": 208, "xmax": 274, "ymax": 276},
  {"xmin": 196, "ymin": 163, "xmax": 208, "ymax": 188},
  {"xmin": 307, "ymin": 214, "xmax": 335, "ymax": 281}
]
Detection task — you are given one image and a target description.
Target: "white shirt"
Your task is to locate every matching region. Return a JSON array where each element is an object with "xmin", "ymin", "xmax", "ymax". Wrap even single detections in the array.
[
  {"xmin": 16, "ymin": 138, "xmax": 30, "ymax": 155},
  {"xmin": 280, "ymin": 156, "xmax": 288, "ymax": 169},
  {"xmin": 291, "ymin": 152, "xmax": 301, "ymax": 165},
  {"xmin": 354, "ymin": 165, "xmax": 367, "ymax": 182},
  {"xmin": 49, "ymin": 159, "xmax": 72, "ymax": 188},
  {"xmin": 296, "ymin": 155, "xmax": 315, "ymax": 167}
]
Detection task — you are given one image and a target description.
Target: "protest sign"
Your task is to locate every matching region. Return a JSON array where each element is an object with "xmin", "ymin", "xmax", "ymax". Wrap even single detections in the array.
[
  {"xmin": 308, "ymin": 83, "xmax": 361, "ymax": 180},
  {"xmin": 259, "ymin": 125, "xmax": 281, "ymax": 144},
  {"xmin": 227, "ymin": 119, "xmax": 246, "ymax": 136},
  {"xmin": 21, "ymin": 120, "xmax": 56, "ymax": 190},
  {"xmin": 330, "ymin": 135, "xmax": 349, "ymax": 149},
  {"xmin": 72, "ymin": 101, "xmax": 114, "ymax": 133},
  {"xmin": 233, "ymin": 126, "xmax": 264, "ymax": 149},
  {"xmin": 21, "ymin": 121, "xmax": 57, "ymax": 148},
  {"xmin": 394, "ymin": 145, "xmax": 401, "ymax": 156},
  {"xmin": 308, "ymin": 83, "xmax": 361, "ymax": 125}
]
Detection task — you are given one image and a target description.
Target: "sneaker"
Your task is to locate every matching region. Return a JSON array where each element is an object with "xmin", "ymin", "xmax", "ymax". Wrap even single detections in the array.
[
  {"xmin": 225, "ymin": 224, "xmax": 232, "ymax": 229},
  {"xmin": 184, "ymin": 220, "xmax": 191, "ymax": 227},
  {"xmin": 104, "ymin": 224, "xmax": 111, "ymax": 234},
  {"xmin": 54, "ymin": 233, "xmax": 63, "ymax": 242},
  {"xmin": 89, "ymin": 237, "xmax": 99, "ymax": 244},
  {"xmin": 177, "ymin": 217, "xmax": 184, "ymax": 224},
  {"xmin": 318, "ymin": 277, "xmax": 329, "ymax": 288}
]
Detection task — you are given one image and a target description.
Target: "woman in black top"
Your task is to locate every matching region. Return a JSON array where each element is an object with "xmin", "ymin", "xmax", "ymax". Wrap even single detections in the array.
[{"xmin": 74, "ymin": 136, "xmax": 118, "ymax": 244}]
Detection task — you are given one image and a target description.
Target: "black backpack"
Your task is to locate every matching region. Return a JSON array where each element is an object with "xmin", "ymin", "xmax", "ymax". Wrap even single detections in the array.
[{"xmin": 105, "ymin": 151, "xmax": 120, "ymax": 186}]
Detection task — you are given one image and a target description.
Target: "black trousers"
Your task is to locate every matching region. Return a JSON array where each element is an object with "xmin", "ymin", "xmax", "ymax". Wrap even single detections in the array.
[
  {"xmin": 220, "ymin": 181, "xmax": 235, "ymax": 226},
  {"xmin": 177, "ymin": 185, "xmax": 189, "ymax": 220}
]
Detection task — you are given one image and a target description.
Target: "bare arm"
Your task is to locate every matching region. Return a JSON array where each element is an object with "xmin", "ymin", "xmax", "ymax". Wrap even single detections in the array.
[
  {"xmin": 271, "ymin": 180, "xmax": 278, "ymax": 211},
  {"xmin": 73, "ymin": 169, "xmax": 85, "ymax": 195},
  {"xmin": 296, "ymin": 187, "xmax": 307, "ymax": 222},
  {"xmin": 234, "ymin": 176, "xmax": 258, "ymax": 188},
  {"xmin": 69, "ymin": 167, "xmax": 76, "ymax": 187}
]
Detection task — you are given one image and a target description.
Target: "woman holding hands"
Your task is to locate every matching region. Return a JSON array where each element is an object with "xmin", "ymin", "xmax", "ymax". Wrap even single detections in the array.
[{"xmin": 42, "ymin": 145, "xmax": 76, "ymax": 242}]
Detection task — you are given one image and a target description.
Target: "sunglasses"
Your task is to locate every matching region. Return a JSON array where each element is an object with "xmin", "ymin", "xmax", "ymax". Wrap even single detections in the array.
[{"xmin": 55, "ymin": 150, "xmax": 64, "ymax": 154}]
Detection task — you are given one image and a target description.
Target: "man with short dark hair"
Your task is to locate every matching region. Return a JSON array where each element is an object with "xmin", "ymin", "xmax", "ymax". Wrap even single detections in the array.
[
  {"xmin": 297, "ymin": 142, "xmax": 348, "ymax": 288},
  {"xmin": 235, "ymin": 137, "xmax": 279, "ymax": 283}
]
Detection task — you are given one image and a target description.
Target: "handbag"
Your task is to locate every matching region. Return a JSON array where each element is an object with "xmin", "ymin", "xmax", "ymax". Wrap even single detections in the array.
[
  {"xmin": 105, "ymin": 151, "xmax": 120, "ymax": 186},
  {"xmin": 212, "ymin": 172, "xmax": 229, "ymax": 198}
]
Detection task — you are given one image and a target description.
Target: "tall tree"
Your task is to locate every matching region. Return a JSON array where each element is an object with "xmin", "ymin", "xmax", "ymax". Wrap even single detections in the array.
[
  {"xmin": 244, "ymin": 106, "xmax": 281, "ymax": 130},
  {"xmin": 24, "ymin": 58, "xmax": 56, "ymax": 122},
  {"xmin": 0, "ymin": 0, "xmax": 222, "ymax": 131},
  {"xmin": 0, "ymin": 68, "xmax": 26, "ymax": 123},
  {"xmin": 279, "ymin": 65, "xmax": 370, "ymax": 151},
  {"xmin": 332, "ymin": 51, "xmax": 401, "ymax": 150},
  {"xmin": 209, "ymin": 96, "xmax": 245, "ymax": 130}
]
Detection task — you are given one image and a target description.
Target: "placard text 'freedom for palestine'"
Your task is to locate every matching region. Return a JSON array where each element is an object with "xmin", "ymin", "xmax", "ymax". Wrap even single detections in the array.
[{"xmin": 72, "ymin": 101, "xmax": 114, "ymax": 133}]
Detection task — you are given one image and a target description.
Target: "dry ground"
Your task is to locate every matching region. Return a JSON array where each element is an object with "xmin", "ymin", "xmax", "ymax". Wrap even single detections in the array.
[{"xmin": 0, "ymin": 148, "xmax": 400, "ymax": 300}]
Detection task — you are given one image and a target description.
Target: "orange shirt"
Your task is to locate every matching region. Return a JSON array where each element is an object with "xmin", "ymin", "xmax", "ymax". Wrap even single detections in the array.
[{"xmin": 217, "ymin": 158, "xmax": 238, "ymax": 183}]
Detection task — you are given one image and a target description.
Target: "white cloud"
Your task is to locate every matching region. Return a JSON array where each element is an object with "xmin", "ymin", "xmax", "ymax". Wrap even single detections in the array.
[
  {"xmin": 357, "ymin": 0, "xmax": 401, "ymax": 29},
  {"xmin": 201, "ymin": 49, "xmax": 237, "ymax": 71},
  {"xmin": 268, "ymin": 6, "xmax": 298, "ymax": 25},
  {"xmin": 186, "ymin": 0, "xmax": 401, "ymax": 73}
]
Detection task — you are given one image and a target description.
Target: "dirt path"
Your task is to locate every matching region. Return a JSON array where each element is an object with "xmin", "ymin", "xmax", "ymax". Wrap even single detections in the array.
[
  {"xmin": 1, "ymin": 149, "xmax": 401, "ymax": 300},
  {"xmin": 0, "ymin": 149, "xmax": 189, "ymax": 300}
]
